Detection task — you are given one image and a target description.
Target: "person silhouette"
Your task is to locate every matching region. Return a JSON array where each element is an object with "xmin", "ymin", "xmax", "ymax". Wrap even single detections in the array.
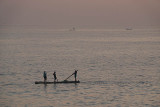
[
  {"xmin": 43, "ymin": 71, "xmax": 47, "ymax": 82},
  {"xmin": 74, "ymin": 70, "xmax": 78, "ymax": 81},
  {"xmin": 53, "ymin": 71, "xmax": 58, "ymax": 82}
]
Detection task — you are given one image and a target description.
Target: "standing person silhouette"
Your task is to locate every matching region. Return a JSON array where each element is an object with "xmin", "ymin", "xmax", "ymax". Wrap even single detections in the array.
[
  {"xmin": 53, "ymin": 71, "xmax": 58, "ymax": 82},
  {"xmin": 43, "ymin": 71, "xmax": 47, "ymax": 82},
  {"xmin": 74, "ymin": 70, "xmax": 78, "ymax": 82}
]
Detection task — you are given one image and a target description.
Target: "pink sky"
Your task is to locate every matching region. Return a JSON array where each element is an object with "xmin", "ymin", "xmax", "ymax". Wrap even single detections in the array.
[{"xmin": 0, "ymin": 0, "xmax": 160, "ymax": 26}]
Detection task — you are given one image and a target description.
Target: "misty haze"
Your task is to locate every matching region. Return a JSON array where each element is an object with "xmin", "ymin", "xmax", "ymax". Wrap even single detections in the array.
[{"xmin": 0, "ymin": 0, "xmax": 160, "ymax": 107}]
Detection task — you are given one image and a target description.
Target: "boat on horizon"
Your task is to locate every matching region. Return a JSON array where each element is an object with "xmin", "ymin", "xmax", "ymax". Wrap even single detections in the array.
[
  {"xmin": 126, "ymin": 27, "xmax": 132, "ymax": 30},
  {"xmin": 69, "ymin": 27, "xmax": 76, "ymax": 31}
]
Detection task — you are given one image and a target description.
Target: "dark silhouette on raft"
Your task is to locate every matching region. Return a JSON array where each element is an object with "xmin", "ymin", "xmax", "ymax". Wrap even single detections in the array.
[
  {"xmin": 53, "ymin": 71, "xmax": 58, "ymax": 82},
  {"xmin": 43, "ymin": 71, "xmax": 47, "ymax": 82}
]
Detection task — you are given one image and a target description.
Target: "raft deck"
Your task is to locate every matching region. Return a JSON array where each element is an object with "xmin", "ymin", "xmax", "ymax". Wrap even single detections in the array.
[{"xmin": 35, "ymin": 80, "xmax": 80, "ymax": 84}]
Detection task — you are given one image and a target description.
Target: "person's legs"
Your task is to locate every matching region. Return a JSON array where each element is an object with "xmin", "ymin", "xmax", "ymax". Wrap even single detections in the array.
[
  {"xmin": 75, "ymin": 76, "xmax": 77, "ymax": 81},
  {"xmin": 44, "ymin": 77, "xmax": 47, "ymax": 82}
]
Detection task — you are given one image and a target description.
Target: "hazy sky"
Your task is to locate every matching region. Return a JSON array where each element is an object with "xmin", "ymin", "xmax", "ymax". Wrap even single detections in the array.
[{"xmin": 0, "ymin": 0, "xmax": 160, "ymax": 26}]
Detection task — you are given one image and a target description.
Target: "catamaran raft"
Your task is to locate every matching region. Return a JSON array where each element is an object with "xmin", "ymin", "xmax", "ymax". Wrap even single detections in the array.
[
  {"xmin": 35, "ymin": 70, "xmax": 80, "ymax": 84},
  {"xmin": 35, "ymin": 80, "xmax": 80, "ymax": 84}
]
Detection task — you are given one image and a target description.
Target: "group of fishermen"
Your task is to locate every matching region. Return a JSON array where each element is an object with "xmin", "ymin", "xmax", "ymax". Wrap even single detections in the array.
[{"xmin": 43, "ymin": 70, "xmax": 78, "ymax": 82}]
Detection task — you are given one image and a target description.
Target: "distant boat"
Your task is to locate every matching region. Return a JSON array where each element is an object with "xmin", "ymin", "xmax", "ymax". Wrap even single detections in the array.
[
  {"xmin": 126, "ymin": 27, "xmax": 132, "ymax": 30},
  {"xmin": 69, "ymin": 27, "xmax": 76, "ymax": 31},
  {"xmin": 35, "ymin": 80, "xmax": 80, "ymax": 84}
]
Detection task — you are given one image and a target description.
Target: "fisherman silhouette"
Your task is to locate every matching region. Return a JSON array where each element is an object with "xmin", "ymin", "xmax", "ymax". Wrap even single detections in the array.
[
  {"xmin": 53, "ymin": 71, "xmax": 58, "ymax": 82},
  {"xmin": 74, "ymin": 70, "xmax": 78, "ymax": 81},
  {"xmin": 43, "ymin": 71, "xmax": 47, "ymax": 82}
]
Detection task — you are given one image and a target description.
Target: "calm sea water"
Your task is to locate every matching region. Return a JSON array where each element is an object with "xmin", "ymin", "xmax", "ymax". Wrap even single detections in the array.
[{"xmin": 0, "ymin": 25, "xmax": 160, "ymax": 107}]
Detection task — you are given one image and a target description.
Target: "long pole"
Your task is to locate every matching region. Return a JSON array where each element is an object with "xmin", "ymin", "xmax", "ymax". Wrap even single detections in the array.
[{"xmin": 64, "ymin": 73, "xmax": 74, "ymax": 81}]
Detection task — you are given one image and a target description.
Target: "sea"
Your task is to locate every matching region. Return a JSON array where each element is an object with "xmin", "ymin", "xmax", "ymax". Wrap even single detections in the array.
[{"xmin": 0, "ymin": 25, "xmax": 160, "ymax": 107}]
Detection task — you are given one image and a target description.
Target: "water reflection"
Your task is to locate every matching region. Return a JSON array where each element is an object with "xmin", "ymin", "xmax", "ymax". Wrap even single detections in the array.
[
  {"xmin": 43, "ymin": 84, "xmax": 47, "ymax": 94},
  {"xmin": 74, "ymin": 83, "xmax": 78, "ymax": 89},
  {"xmin": 53, "ymin": 84, "xmax": 57, "ymax": 89},
  {"xmin": 52, "ymin": 83, "xmax": 79, "ymax": 90}
]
